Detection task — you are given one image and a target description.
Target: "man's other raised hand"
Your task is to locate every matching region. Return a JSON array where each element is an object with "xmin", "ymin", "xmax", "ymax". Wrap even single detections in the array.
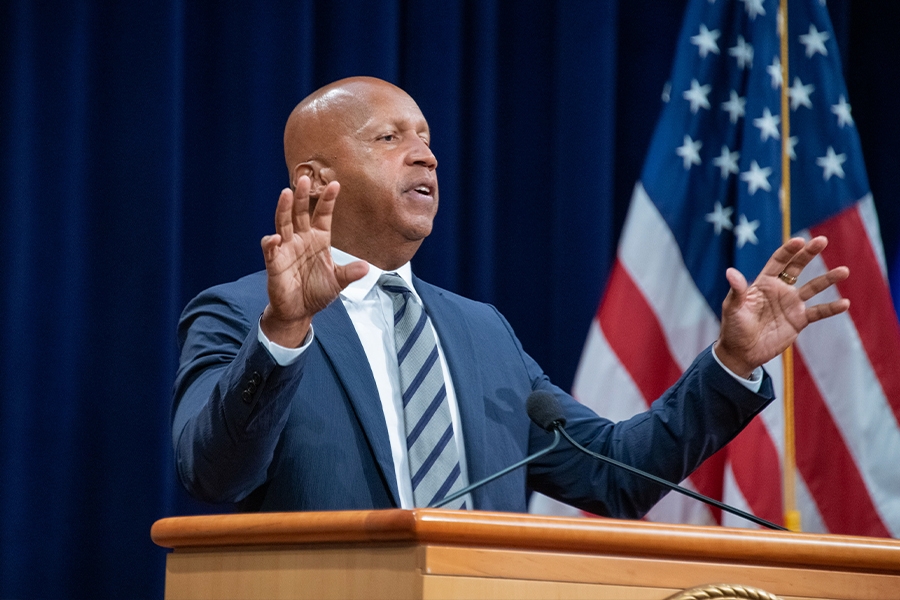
[{"xmin": 259, "ymin": 176, "xmax": 368, "ymax": 347}]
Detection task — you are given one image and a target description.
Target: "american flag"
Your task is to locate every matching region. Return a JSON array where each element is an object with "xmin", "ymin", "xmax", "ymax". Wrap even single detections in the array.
[{"xmin": 533, "ymin": 0, "xmax": 900, "ymax": 536}]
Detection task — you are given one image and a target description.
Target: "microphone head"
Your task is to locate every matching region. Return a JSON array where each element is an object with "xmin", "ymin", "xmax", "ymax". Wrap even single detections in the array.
[{"xmin": 526, "ymin": 390, "xmax": 567, "ymax": 431}]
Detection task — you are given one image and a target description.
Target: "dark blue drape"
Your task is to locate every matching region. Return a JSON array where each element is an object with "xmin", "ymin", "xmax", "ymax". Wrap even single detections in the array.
[{"xmin": 2, "ymin": 1, "xmax": 895, "ymax": 597}]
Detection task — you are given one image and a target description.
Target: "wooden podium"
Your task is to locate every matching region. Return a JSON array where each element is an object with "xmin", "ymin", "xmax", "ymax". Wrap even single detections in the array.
[{"xmin": 151, "ymin": 509, "xmax": 900, "ymax": 599}]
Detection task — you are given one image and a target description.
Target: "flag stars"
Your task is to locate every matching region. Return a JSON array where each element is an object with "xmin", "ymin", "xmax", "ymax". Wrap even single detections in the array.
[
  {"xmin": 799, "ymin": 24, "xmax": 830, "ymax": 58},
  {"xmin": 767, "ymin": 57, "xmax": 783, "ymax": 89},
  {"xmin": 691, "ymin": 24, "xmax": 721, "ymax": 58},
  {"xmin": 740, "ymin": 160, "xmax": 773, "ymax": 194},
  {"xmin": 816, "ymin": 146, "xmax": 847, "ymax": 180},
  {"xmin": 676, "ymin": 135, "xmax": 703, "ymax": 169},
  {"xmin": 742, "ymin": 0, "xmax": 766, "ymax": 20},
  {"xmin": 753, "ymin": 108, "xmax": 781, "ymax": 141},
  {"xmin": 721, "ymin": 90, "xmax": 746, "ymax": 123},
  {"xmin": 734, "ymin": 214, "xmax": 761, "ymax": 248},
  {"xmin": 705, "ymin": 201, "xmax": 734, "ymax": 235},
  {"xmin": 713, "ymin": 145, "xmax": 740, "ymax": 179},
  {"xmin": 832, "ymin": 95, "xmax": 854, "ymax": 127},
  {"xmin": 728, "ymin": 36, "xmax": 754, "ymax": 69},
  {"xmin": 789, "ymin": 77, "xmax": 815, "ymax": 110},
  {"xmin": 683, "ymin": 79, "xmax": 712, "ymax": 113}
]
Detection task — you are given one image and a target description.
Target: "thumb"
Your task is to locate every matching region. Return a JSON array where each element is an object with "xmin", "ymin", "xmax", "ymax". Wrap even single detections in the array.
[
  {"xmin": 334, "ymin": 260, "xmax": 369, "ymax": 289},
  {"xmin": 721, "ymin": 267, "xmax": 748, "ymax": 316}
]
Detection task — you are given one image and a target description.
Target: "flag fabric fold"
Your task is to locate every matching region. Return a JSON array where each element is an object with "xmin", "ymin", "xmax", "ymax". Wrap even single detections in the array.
[{"xmin": 533, "ymin": 0, "xmax": 900, "ymax": 537}]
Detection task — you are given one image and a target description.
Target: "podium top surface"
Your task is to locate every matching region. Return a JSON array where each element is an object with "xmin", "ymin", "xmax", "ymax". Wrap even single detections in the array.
[{"xmin": 151, "ymin": 509, "xmax": 900, "ymax": 575}]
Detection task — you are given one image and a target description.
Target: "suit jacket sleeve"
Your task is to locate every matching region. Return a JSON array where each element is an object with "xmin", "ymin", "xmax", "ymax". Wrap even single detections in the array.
[
  {"xmin": 517, "ymin": 322, "xmax": 776, "ymax": 518},
  {"xmin": 171, "ymin": 272, "xmax": 306, "ymax": 503}
]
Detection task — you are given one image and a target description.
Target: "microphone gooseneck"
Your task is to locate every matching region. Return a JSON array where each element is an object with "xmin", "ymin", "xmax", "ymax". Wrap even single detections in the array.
[
  {"xmin": 555, "ymin": 424, "xmax": 788, "ymax": 531},
  {"xmin": 429, "ymin": 390, "xmax": 563, "ymax": 508}
]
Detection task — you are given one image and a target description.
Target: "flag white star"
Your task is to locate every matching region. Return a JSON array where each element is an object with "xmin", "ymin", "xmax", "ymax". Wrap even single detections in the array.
[
  {"xmin": 740, "ymin": 160, "xmax": 773, "ymax": 195},
  {"xmin": 799, "ymin": 24, "xmax": 830, "ymax": 58},
  {"xmin": 721, "ymin": 90, "xmax": 746, "ymax": 123},
  {"xmin": 767, "ymin": 57, "xmax": 782, "ymax": 89},
  {"xmin": 831, "ymin": 95, "xmax": 854, "ymax": 127},
  {"xmin": 705, "ymin": 201, "xmax": 734, "ymax": 234},
  {"xmin": 734, "ymin": 214, "xmax": 760, "ymax": 248},
  {"xmin": 728, "ymin": 35, "xmax": 754, "ymax": 69},
  {"xmin": 683, "ymin": 79, "xmax": 712, "ymax": 113},
  {"xmin": 713, "ymin": 145, "xmax": 740, "ymax": 179},
  {"xmin": 662, "ymin": 82, "xmax": 672, "ymax": 102},
  {"xmin": 753, "ymin": 107, "xmax": 780, "ymax": 141},
  {"xmin": 816, "ymin": 146, "xmax": 847, "ymax": 180},
  {"xmin": 787, "ymin": 136, "xmax": 799, "ymax": 160},
  {"xmin": 789, "ymin": 77, "xmax": 815, "ymax": 110},
  {"xmin": 691, "ymin": 24, "xmax": 721, "ymax": 58},
  {"xmin": 676, "ymin": 135, "xmax": 703, "ymax": 169},
  {"xmin": 742, "ymin": 0, "xmax": 766, "ymax": 20}
]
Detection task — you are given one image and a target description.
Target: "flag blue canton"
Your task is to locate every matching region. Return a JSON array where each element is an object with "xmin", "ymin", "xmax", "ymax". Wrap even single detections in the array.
[{"xmin": 640, "ymin": 0, "xmax": 871, "ymax": 316}]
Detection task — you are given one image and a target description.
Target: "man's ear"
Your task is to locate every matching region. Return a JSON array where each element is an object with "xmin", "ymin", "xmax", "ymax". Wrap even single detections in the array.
[{"xmin": 291, "ymin": 161, "xmax": 334, "ymax": 198}]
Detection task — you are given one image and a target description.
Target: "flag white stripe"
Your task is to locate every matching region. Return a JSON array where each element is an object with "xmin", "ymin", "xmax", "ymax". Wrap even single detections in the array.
[
  {"xmin": 619, "ymin": 184, "xmax": 720, "ymax": 371},
  {"xmin": 857, "ymin": 195, "xmax": 888, "ymax": 279},
  {"xmin": 721, "ymin": 464, "xmax": 756, "ymax": 529}
]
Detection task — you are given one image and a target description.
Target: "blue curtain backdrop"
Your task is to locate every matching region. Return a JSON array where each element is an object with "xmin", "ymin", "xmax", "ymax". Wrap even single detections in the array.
[{"xmin": 1, "ymin": 1, "xmax": 896, "ymax": 597}]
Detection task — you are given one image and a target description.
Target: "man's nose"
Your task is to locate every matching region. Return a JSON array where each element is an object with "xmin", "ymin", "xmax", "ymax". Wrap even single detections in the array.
[{"xmin": 407, "ymin": 137, "xmax": 437, "ymax": 170}]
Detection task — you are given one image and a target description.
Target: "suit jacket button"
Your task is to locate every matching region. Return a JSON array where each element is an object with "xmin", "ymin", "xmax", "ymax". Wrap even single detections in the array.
[
  {"xmin": 251, "ymin": 371, "xmax": 262, "ymax": 385},
  {"xmin": 242, "ymin": 389, "xmax": 253, "ymax": 404}
]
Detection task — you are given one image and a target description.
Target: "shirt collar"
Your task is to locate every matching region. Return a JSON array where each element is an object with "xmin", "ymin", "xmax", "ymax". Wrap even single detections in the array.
[{"xmin": 331, "ymin": 246, "xmax": 416, "ymax": 303}]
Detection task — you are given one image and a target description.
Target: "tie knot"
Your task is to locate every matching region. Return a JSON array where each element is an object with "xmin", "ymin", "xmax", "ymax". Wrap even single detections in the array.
[{"xmin": 378, "ymin": 272, "xmax": 412, "ymax": 297}]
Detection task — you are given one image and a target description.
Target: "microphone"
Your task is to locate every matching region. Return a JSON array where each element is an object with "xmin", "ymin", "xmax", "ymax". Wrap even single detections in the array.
[
  {"xmin": 526, "ymin": 390, "xmax": 787, "ymax": 531},
  {"xmin": 429, "ymin": 392, "xmax": 563, "ymax": 508},
  {"xmin": 526, "ymin": 389, "xmax": 567, "ymax": 431}
]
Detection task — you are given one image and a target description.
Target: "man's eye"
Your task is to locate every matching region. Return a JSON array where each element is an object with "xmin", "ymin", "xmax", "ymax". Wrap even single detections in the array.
[{"xmin": 379, "ymin": 134, "xmax": 396, "ymax": 142}]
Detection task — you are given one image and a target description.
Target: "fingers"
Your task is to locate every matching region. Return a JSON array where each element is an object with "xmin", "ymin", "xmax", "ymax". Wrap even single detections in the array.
[
  {"xmin": 292, "ymin": 176, "xmax": 312, "ymax": 234},
  {"xmin": 760, "ymin": 236, "xmax": 827, "ymax": 279},
  {"xmin": 273, "ymin": 187, "xmax": 296, "ymax": 241},
  {"xmin": 310, "ymin": 181, "xmax": 341, "ymax": 233},
  {"xmin": 806, "ymin": 297, "xmax": 850, "ymax": 323},
  {"xmin": 798, "ymin": 266, "xmax": 850, "ymax": 302}
]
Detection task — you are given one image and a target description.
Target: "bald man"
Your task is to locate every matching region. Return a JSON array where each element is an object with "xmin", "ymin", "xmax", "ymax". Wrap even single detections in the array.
[{"xmin": 172, "ymin": 77, "xmax": 849, "ymax": 515}]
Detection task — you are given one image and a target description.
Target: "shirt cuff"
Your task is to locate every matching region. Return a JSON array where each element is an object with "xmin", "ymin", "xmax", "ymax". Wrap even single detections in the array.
[
  {"xmin": 712, "ymin": 343, "xmax": 763, "ymax": 393},
  {"xmin": 257, "ymin": 319, "xmax": 315, "ymax": 366}
]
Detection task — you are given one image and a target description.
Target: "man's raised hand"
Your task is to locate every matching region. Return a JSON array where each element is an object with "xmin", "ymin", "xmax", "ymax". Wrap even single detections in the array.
[
  {"xmin": 259, "ymin": 176, "xmax": 368, "ymax": 347},
  {"xmin": 714, "ymin": 236, "xmax": 850, "ymax": 378}
]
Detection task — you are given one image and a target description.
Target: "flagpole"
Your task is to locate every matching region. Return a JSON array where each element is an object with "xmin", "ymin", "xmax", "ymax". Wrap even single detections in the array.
[{"xmin": 779, "ymin": 0, "xmax": 801, "ymax": 533}]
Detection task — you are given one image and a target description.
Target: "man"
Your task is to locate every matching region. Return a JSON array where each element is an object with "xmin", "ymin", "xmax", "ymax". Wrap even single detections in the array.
[{"xmin": 172, "ymin": 76, "xmax": 849, "ymax": 516}]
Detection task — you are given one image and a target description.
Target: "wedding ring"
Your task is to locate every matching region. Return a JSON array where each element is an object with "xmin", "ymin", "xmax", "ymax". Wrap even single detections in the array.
[{"xmin": 778, "ymin": 271, "xmax": 797, "ymax": 285}]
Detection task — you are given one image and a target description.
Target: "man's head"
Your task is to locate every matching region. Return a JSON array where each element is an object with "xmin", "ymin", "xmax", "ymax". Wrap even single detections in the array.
[{"xmin": 283, "ymin": 76, "xmax": 438, "ymax": 270}]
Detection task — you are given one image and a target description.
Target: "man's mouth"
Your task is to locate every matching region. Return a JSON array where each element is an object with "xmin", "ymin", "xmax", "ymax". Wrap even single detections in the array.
[{"xmin": 407, "ymin": 182, "xmax": 435, "ymax": 198}]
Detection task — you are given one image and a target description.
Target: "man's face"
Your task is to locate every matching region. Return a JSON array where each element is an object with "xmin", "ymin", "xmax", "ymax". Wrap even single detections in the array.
[{"xmin": 326, "ymin": 84, "xmax": 439, "ymax": 255}]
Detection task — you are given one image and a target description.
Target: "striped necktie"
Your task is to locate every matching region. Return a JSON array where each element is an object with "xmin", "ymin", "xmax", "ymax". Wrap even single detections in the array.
[{"xmin": 378, "ymin": 273, "xmax": 468, "ymax": 509}]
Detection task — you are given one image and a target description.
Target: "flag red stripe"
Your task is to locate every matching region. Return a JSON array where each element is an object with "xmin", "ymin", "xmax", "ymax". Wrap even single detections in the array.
[
  {"xmin": 726, "ymin": 418, "xmax": 784, "ymax": 526},
  {"xmin": 812, "ymin": 207, "xmax": 900, "ymax": 426},
  {"xmin": 598, "ymin": 261, "xmax": 682, "ymax": 401},
  {"xmin": 794, "ymin": 351, "xmax": 891, "ymax": 537},
  {"xmin": 687, "ymin": 449, "xmax": 726, "ymax": 524}
]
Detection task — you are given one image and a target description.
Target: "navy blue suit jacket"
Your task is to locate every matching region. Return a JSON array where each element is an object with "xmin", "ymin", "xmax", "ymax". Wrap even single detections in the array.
[{"xmin": 172, "ymin": 270, "xmax": 774, "ymax": 517}]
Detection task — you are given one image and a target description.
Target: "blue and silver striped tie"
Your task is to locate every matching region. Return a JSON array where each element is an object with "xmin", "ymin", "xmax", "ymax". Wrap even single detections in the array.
[{"xmin": 378, "ymin": 273, "xmax": 468, "ymax": 509}]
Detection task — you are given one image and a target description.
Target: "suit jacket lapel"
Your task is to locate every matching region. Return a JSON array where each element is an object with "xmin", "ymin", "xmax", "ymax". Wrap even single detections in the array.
[
  {"xmin": 414, "ymin": 277, "xmax": 489, "ymax": 508},
  {"xmin": 312, "ymin": 299, "xmax": 401, "ymax": 506}
]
